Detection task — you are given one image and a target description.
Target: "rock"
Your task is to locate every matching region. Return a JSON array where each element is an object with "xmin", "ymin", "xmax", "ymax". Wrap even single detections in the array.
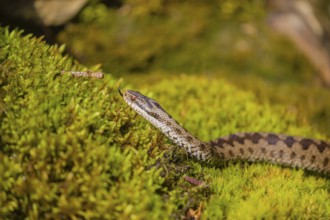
[{"xmin": 0, "ymin": 0, "xmax": 87, "ymax": 26}]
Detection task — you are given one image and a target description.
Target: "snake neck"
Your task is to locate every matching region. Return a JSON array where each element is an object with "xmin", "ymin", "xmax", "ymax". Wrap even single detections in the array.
[
  {"xmin": 157, "ymin": 119, "xmax": 214, "ymax": 163},
  {"xmin": 121, "ymin": 90, "xmax": 214, "ymax": 162}
]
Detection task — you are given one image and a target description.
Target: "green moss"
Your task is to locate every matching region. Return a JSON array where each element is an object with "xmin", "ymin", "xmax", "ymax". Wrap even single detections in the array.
[
  {"xmin": 141, "ymin": 76, "xmax": 330, "ymax": 219},
  {"xmin": 0, "ymin": 27, "xmax": 173, "ymax": 219},
  {"xmin": 58, "ymin": 1, "xmax": 268, "ymax": 74},
  {"xmin": 205, "ymin": 166, "xmax": 330, "ymax": 219},
  {"xmin": 58, "ymin": 0, "xmax": 330, "ymax": 134}
]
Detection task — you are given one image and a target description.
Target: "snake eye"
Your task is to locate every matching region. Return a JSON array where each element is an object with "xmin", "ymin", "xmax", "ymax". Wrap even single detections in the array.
[{"xmin": 130, "ymin": 96, "xmax": 137, "ymax": 101}]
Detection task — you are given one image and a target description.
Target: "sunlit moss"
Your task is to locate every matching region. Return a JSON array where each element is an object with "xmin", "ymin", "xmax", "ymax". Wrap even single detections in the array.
[
  {"xmin": 0, "ymin": 27, "xmax": 173, "ymax": 219},
  {"xmin": 136, "ymin": 75, "xmax": 330, "ymax": 219}
]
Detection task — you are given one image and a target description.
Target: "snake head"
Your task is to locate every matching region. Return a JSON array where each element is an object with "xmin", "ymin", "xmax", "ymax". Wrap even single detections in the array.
[
  {"xmin": 119, "ymin": 89, "xmax": 141, "ymax": 103},
  {"xmin": 121, "ymin": 90, "xmax": 168, "ymax": 123},
  {"xmin": 122, "ymin": 90, "xmax": 155, "ymax": 110}
]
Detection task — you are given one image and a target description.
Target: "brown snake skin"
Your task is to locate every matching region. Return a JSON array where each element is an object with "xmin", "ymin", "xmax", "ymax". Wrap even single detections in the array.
[{"xmin": 120, "ymin": 89, "xmax": 330, "ymax": 175}]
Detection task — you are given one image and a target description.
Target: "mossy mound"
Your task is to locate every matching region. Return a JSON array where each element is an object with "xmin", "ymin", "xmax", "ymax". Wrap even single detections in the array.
[
  {"xmin": 1, "ymin": 25, "xmax": 330, "ymax": 219},
  {"xmin": 0, "ymin": 27, "xmax": 172, "ymax": 219}
]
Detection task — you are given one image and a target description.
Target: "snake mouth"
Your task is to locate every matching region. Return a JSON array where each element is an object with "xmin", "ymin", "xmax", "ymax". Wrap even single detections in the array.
[{"xmin": 118, "ymin": 87, "xmax": 123, "ymax": 97}]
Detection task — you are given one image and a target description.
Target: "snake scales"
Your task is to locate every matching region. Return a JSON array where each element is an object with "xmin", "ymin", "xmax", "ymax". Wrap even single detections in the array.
[{"xmin": 120, "ymin": 89, "xmax": 330, "ymax": 175}]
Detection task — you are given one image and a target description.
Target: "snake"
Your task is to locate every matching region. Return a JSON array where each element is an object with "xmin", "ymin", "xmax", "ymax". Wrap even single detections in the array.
[{"xmin": 119, "ymin": 89, "xmax": 330, "ymax": 175}]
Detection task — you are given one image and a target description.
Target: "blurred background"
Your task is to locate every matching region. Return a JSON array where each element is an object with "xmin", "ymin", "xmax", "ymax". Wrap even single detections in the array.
[{"xmin": 1, "ymin": 0, "xmax": 330, "ymax": 132}]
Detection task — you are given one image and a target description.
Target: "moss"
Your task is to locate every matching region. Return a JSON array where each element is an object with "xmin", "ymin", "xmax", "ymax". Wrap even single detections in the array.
[
  {"xmin": 58, "ymin": 0, "xmax": 330, "ymax": 134},
  {"xmin": 2, "ymin": 1, "xmax": 330, "ymax": 218},
  {"xmin": 140, "ymin": 76, "xmax": 330, "ymax": 219},
  {"xmin": 58, "ymin": 1, "xmax": 268, "ymax": 74},
  {"xmin": 58, "ymin": 0, "xmax": 316, "ymax": 83},
  {"xmin": 205, "ymin": 166, "xmax": 330, "ymax": 219},
  {"xmin": 0, "ymin": 27, "xmax": 174, "ymax": 219}
]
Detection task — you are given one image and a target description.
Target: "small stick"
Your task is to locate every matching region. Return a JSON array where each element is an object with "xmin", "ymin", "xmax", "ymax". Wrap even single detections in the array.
[{"xmin": 61, "ymin": 70, "xmax": 104, "ymax": 79}]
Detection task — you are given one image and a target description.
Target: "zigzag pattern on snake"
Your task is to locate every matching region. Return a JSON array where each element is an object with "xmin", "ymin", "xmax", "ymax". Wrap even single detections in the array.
[{"xmin": 119, "ymin": 89, "xmax": 330, "ymax": 175}]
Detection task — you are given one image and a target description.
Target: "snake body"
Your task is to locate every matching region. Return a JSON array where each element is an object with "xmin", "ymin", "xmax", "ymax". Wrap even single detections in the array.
[{"xmin": 121, "ymin": 90, "xmax": 330, "ymax": 174}]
